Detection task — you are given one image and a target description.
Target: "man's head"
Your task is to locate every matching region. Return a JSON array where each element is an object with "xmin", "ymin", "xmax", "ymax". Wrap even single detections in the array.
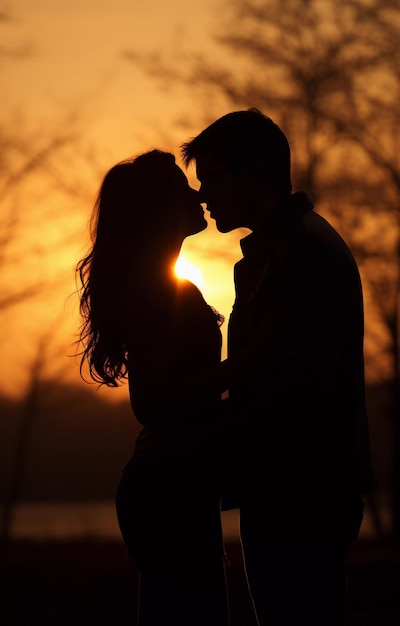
[{"xmin": 181, "ymin": 108, "xmax": 292, "ymax": 232}]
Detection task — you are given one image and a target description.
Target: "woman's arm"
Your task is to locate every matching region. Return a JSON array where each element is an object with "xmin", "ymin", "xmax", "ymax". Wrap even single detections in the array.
[{"xmin": 129, "ymin": 319, "xmax": 272, "ymax": 424}]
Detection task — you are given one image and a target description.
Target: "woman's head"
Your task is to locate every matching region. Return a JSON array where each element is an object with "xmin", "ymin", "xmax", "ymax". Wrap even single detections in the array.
[
  {"xmin": 76, "ymin": 149, "xmax": 206, "ymax": 387},
  {"xmin": 93, "ymin": 150, "xmax": 206, "ymax": 253}
]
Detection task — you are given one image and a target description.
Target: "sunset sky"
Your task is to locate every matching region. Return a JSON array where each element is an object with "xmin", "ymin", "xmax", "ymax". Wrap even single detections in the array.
[
  {"xmin": 3, "ymin": 0, "xmax": 226, "ymax": 156},
  {"xmin": 0, "ymin": 0, "xmax": 252, "ymax": 535},
  {"xmin": 2, "ymin": 0, "xmax": 395, "ymax": 399},
  {"xmin": 2, "ymin": 0, "xmax": 249, "ymax": 399},
  {"xmin": 1, "ymin": 1, "xmax": 395, "ymax": 542}
]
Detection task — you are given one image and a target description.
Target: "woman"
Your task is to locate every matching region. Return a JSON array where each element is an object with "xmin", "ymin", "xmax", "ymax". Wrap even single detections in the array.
[{"xmin": 76, "ymin": 150, "xmax": 229, "ymax": 626}]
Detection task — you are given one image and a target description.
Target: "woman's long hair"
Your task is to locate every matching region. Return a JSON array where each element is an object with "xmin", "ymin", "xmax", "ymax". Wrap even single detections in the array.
[{"xmin": 76, "ymin": 150, "xmax": 177, "ymax": 387}]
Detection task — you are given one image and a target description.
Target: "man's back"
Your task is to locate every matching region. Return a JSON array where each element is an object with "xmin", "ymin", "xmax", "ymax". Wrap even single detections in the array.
[{"xmin": 226, "ymin": 208, "xmax": 374, "ymax": 518}]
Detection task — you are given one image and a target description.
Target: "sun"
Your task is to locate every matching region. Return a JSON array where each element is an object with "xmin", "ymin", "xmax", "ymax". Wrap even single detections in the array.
[{"xmin": 174, "ymin": 255, "xmax": 203, "ymax": 289}]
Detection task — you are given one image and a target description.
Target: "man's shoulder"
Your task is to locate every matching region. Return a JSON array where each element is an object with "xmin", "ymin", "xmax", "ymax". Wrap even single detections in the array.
[
  {"xmin": 295, "ymin": 212, "xmax": 363, "ymax": 299},
  {"xmin": 301, "ymin": 211, "xmax": 356, "ymax": 262},
  {"xmin": 301, "ymin": 209, "xmax": 332, "ymax": 232}
]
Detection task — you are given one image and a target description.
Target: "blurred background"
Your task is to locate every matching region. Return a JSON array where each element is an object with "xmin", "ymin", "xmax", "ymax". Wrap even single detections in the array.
[{"xmin": 0, "ymin": 0, "xmax": 399, "ymax": 548}]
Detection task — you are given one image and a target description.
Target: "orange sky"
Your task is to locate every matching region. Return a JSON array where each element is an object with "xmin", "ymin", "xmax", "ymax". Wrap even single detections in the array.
[
  {"xmin": 3, "ymin": 0, "xmax": 225, "ymax": 158},
  {"xmin": 1, "ymin": 0, "xmax": 248, "ymax": 400},
  {"xmin": 1, "ymin": 2, "xmax": 394, "ymax": 539},
  {"xmin": 1, "ymin": 0, "xmax": 393, "ymax": 400}
]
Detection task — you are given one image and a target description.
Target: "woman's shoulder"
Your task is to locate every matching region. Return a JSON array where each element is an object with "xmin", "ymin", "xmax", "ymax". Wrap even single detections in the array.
[
  {"xmin": 174, "ymin": 278, "xmax": 207, "ymax": 308},
  {"xmin": 173, "ymin": 279, "xmax": 224, "ymax": 328},
  {"xmin": 175, "ymin": 277, "xmax": 203, "ymax": 296},
  {"xmin": 176, "ymin": 279, "xmax": 221, "ymax": 310}
]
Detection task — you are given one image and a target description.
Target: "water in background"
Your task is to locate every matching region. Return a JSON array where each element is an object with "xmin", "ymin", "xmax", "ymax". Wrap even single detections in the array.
[
  {"xmin": 5, "ymin": 502, "xmax": 240, "ymax": 541},
  {"xmin": 4, "ymin": 500, "xmax": 385, "ymax": 541}
]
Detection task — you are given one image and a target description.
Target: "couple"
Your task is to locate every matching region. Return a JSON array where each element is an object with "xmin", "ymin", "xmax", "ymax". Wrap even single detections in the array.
[{"xmin": 76, "ymin": 109, "xmax": 374, "ymax": 626}]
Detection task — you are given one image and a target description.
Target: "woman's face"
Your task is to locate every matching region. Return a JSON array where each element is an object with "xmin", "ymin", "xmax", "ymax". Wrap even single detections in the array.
[{"xmin": 170, "ymin": 164, "xmax": 207, "ymax": 237}]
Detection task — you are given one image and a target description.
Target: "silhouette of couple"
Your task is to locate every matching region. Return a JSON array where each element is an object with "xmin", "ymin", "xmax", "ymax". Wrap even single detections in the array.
[{"xmin": 77, "ymin": 109, "xmax": 374, "ymax": 626}]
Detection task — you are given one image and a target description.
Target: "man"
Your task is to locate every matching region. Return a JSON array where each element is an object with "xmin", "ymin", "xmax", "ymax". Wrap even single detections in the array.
[{"xmin": 181, "ymin": 108, "xmax": 375, "ymax": 625}]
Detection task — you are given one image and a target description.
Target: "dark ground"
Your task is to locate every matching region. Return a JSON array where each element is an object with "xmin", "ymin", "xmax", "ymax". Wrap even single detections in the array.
[{"xmin": 1, "ymin": 538, "xmax": 399, "ymax": 625}]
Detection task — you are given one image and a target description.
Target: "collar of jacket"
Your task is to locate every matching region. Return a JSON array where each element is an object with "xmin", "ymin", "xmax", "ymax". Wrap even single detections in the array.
[{"xmin": 239, "ymin": 191, "xmax": 314, "ymax": 257}]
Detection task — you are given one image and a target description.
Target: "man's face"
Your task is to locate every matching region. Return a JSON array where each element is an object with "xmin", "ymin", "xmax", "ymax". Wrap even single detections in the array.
[{"xmin": 195, "ymin": 154, "xmax": 249, "ymax": 232}]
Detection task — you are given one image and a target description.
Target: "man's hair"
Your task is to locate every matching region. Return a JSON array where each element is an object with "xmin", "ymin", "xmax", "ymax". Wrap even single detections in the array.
[{"xmin": 181, "ymin": 108, "xmax": 292, "ymax": 193}]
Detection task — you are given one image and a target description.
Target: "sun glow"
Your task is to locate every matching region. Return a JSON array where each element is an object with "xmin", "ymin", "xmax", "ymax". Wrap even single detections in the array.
[{"xmin": 174, "ymin": 255, "xmax": 203, "ymax": 288}]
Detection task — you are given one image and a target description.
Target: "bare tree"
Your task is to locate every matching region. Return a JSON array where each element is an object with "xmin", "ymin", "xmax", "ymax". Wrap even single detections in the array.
[
  {"xmin": 0, "ymin": 4, "xmax": 108, "ymax": 541},
  {"xmin": 0, "ymin": 5, "xmax": 90, "ymax": 310}
]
